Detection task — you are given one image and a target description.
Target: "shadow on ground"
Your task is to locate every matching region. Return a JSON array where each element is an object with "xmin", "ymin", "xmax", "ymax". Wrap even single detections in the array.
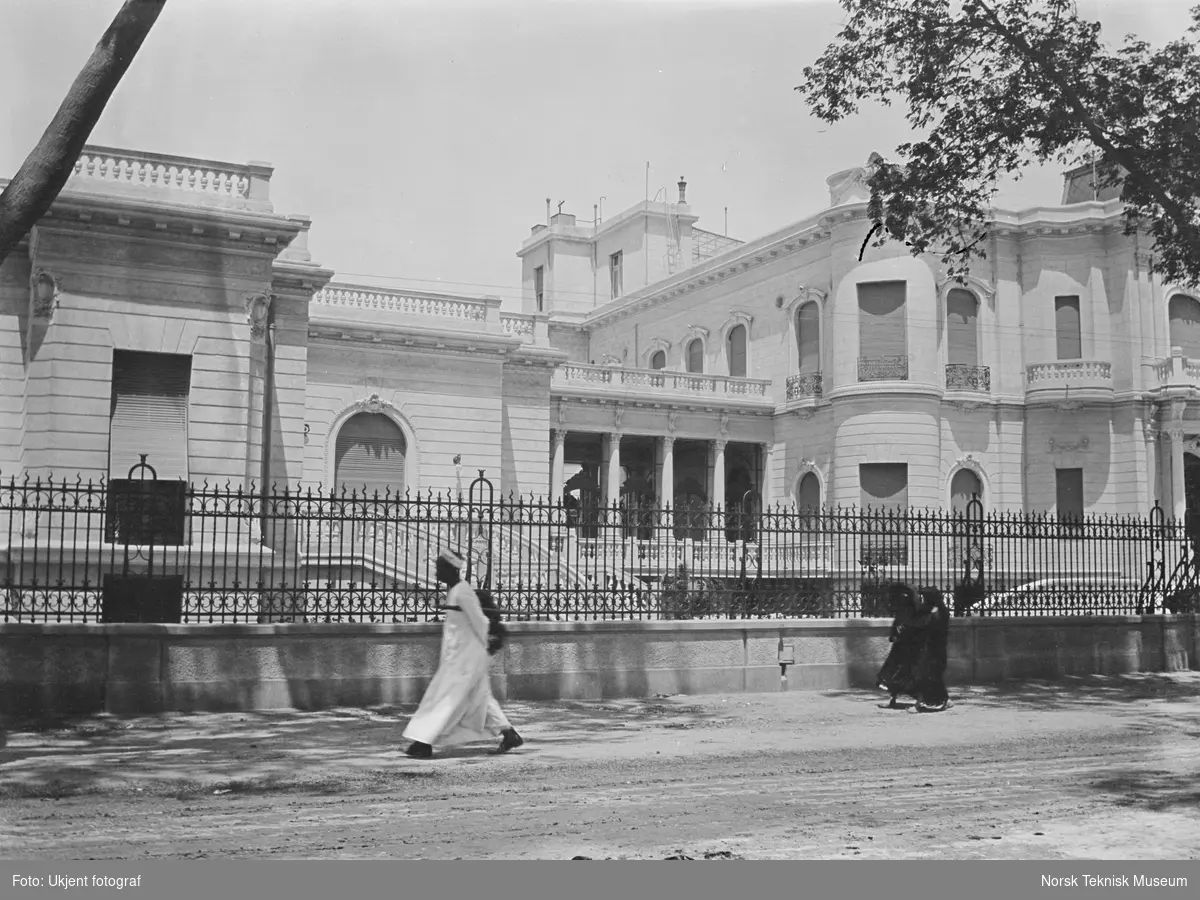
[
  {"xmin": 824, "ymin": 671, "xmax": 1200, "ymax": 712},
  {"xmin": 0, "ymin": 695, "xmax": 733, "ymax": 802},
  {"xmin": 1089, "ymin": 769, "xmax": 1200, "ymax": 813}
]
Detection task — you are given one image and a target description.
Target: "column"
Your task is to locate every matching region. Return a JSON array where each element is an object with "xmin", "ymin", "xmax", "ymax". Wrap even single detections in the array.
[
  {"xmin": 659, "ymin": 436, "xmax": 675, "ymax": 508},
  {"xmin": 1143, "ymin": 422, "xmax": 1158, "ymax": 515},
  {"xmin": 761, "ymin": 442, "xmax": 774, "ymax": 509},
  {"xmin": 604, "ymin": 433, "xmax": 622, "ymax": 508},
  {"xmin": 244, "ymin": 293, "xmax": 272, "ymax": 491},
  {"xmin": 712, "ymin": 439, "xmax": 727, "ymax": 510},
  {"xmin": 1168, "ymin": 427, "xmax": 1186, "ymax": 523},
  {"xmin": 550, "ymin": 429, "xmax": 566, "ymax": 504}
]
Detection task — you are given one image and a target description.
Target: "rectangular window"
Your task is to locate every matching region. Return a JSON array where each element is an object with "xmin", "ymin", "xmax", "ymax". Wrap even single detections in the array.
[
  {"xmin": 534, "ymin": 265, "xmax": 545, "ymax": 312},
  {"xmin": 1055, "ymin": 295, "xmax": 1082, "ymax": 360},
  {"xmin": 610, "ymin": 251, "xmax": 623, "ymax": 299},
  {"xmin": 857, "ymin": 281, "xmax": 908, "ymax": 380},
  {"xmin": 109, "ymin": 350, "xmax": 192, "ymax": 481},
  {"xmin": 797, "ymin": 302, "xmax": 820, "ymax": 373},
  {"xmin": 1055, "ymin": 467, "xmax": 1084, "ymax": 522},
  {"xmin": 858, "ymin": 281, "xmax": 907, "ymax": 358},
  {"xmin": 859, "ymin": 463, "xmax": 909, "ymax": 510},
  {"xmin": 860, "ymin": 462, "xmax": 909, "ymax": 566}
]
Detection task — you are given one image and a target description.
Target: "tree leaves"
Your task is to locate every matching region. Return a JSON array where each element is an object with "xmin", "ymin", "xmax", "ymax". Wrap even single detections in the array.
[{"xmin": 797, "ymin": 0, "xmax": 1200, "ymax": 287}]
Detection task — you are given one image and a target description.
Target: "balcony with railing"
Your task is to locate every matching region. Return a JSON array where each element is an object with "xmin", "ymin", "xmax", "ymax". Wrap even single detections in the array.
[
  {"xmin": 1025, "ymin": 360, "xmax": 1113, "ymax": 405},
  {"xmin": 945, "ymin": 364, "xmax": 991, "ymax": 393},
  {"xmin": 1143, "ymin": 348, "xmax": 1200, "ymax": 394},
  {"xmin": 785, "ymin": 372, "xmax": 823, "ymax": 401},
  {"xmin": 857, "ymin": 355, "xmax": 909, "ymax": 382},
  {"xmin": 552, "ymin": 363, "xmax": 773, "ymax": 407}
]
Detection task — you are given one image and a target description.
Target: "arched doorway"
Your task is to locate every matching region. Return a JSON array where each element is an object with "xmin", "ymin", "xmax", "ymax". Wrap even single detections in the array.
[{"xmin": 334, "ymin": 412, "xmax": 407, "ymax": 497}]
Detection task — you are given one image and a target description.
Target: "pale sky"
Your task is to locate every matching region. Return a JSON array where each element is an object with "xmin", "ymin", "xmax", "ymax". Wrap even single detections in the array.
[{"xmin": 1, "ymin": 0, "xmax": 1193, "ymax": 306}]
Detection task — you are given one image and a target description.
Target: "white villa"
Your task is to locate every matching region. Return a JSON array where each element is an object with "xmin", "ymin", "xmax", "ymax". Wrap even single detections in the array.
[{"xmin": 2, "ymin": 145, "xmax": 1198, "ymax": 532}]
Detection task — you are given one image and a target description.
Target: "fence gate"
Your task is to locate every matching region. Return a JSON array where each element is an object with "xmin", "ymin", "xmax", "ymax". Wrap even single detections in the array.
[{"xmin": 100, "ymin": 455, "xmax": 187, "ymax": 624}]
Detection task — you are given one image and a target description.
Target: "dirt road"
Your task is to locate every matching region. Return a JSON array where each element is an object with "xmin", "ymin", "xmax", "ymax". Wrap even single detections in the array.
[{"xmin": 1, "ymin": 673, "xmax": 1198, "ymax": 860}]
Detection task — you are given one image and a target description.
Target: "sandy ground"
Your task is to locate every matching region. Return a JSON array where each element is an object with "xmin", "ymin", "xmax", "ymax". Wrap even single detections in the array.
[{"xmin": 1, "ymin": 673, "xmax": 1198, "ymax": 860}]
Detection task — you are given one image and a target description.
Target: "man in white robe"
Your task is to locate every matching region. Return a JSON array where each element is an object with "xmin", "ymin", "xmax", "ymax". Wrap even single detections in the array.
[{"xmin": 402, "ymin": 549, "xmax": 524, "ymax": 759}]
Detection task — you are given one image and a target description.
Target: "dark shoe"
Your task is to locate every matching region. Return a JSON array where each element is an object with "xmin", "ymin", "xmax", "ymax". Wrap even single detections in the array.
[
  {"xmin": 916, "ymin": 700, "xmax": 949, "ymax": 713},
  {"xmin": 404, "ymin": 741, "xmax": 433, "ymax": 759},
  {"xmin": 496, "ymin": 728, "xmax": 524, "ymax": 753}
]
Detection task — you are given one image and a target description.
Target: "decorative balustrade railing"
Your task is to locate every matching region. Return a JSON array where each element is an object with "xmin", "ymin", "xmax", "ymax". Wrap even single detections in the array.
[
  {"xmin": 1026, "ymin": 360, "xmax": 1113, "ymax": 383},
  {"xmin": 499, "ymin": 314, "xmax": 536, "ymax": 338},
  {"xmin": 0, "ymin": 471, "xmax": 1186, "ymax": 625},
  {"xmin": 555, "ymin": 363, "xmax": 771, "ymax": 398},
  {"xmin": 945, "ymin": 364, "xmax": 991, "ymax": 392},
  {"xmin": 71, "ymin": 146, "xmax": 266, "ymax": 200},
  {"xmin": 313, "ymin": 285, "xmax": 488, "ymax": 322},
  {"xmin": 786, "ymin": 373, "xmax": 823, "ymax": 400},
  {"xmin": 857, "ymin": 355, "xmax": 909, "ymax": 382}
]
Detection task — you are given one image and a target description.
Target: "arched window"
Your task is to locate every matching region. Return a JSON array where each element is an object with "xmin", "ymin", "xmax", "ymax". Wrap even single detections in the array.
[
  {"xmin": 796, "ymin": 302, "xmax": 820, "ymax": 373},
  {"xmin": 950, "ymin": 468, "xmax": 982, "ymax": 515},
  {"xmin": 797, "ymin": 471, "xmax": 821, "ymax": 513},
  {"xmin": 726, "ymin": 324, "xmax": 747, "ymax": 377},
  {"xmin": 649, "ymin": 349, "xmax": 666, "ymax": 370},
  {"xmin": 946, "ymin": 289, "xmax": 979, "ymax": 366},
  {"xmin": 686, "ymin": 338, "xmax": 704, "ymax": 374},
  {"xmin": 335, "ymin": 412, "xmax": 407, "ymax": 496},
  {"xmin": 1168, "ymin": 294, "xmax": 1200, "ymax": 358}
]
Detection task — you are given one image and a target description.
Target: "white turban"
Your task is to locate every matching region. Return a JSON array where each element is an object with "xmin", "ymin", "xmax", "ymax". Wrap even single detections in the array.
[{"xmin": 438, "ymin": 548, "xmax": 466, "ymax": 570}]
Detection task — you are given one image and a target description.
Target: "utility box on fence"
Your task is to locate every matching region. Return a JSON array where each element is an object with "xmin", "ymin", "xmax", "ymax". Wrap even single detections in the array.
[{"xmin": 101, "ymin": 575, "xmax": 184, "ymax": 624}]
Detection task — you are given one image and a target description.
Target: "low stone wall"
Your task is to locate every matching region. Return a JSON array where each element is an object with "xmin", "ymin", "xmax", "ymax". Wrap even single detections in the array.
[{"xmin": 1, "ymin": 615, "xmax": 1196, "ymax": 718}]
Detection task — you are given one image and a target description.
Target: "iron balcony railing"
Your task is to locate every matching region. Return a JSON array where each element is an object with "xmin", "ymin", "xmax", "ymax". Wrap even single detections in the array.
[
  {"xmin": 858, "ymin": 355, "xmax": 909, "ymax": 381},
  {"xmin": 0, "ymin": 466, "xmax": 1192, "ymax": 625}
]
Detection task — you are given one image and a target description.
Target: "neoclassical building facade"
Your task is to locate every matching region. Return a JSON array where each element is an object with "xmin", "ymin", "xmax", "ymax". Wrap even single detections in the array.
[{"xmin": 1, "ymin": 146, "xmax": 1197, "ymax": 526}]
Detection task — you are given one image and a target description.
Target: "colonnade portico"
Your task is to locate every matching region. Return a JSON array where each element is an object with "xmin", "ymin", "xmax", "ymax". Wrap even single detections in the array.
[{"xmin": 548, "ymin": 428, "xmax": 764, "ymax": 514}]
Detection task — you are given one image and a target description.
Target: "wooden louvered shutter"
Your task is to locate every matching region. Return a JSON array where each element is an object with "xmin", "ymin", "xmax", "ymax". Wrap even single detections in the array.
[
  {"xmin": 1055, "ymin": 296, "xmax": 1082, "ymax": 360},
  {"xmin": 797, "ymin": 302, "xmax": 820, "ymax": 373},
  {"xmin": 946, "ymin": 289, "xmax": 979, "ymax": 366},
  {"xmin": 859, "ymin": 463, "xmax": 909, "ymax": 511},
  {"xmin": 109, "ymin": 351, "xmax": 192, "ymax": 481},
  {"xmin": 727, "ymin": 325, "xmax": 747, "ymax": 377},
  {"xmin": 857, "ymin": 281, "xmax": 907, "ymax": 358},
  {"xmin": 335, "ymin": 413, "xmax": 407, "ymax": 497}
]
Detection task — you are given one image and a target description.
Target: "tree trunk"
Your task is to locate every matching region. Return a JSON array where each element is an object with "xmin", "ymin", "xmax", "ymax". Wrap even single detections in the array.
[{"xmin": 0, "ymin": 0, "xmax": 168, "ymax": 269}]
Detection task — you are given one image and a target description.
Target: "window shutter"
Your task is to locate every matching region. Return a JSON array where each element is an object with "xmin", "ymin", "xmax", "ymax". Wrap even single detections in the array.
[
  {"xmin": 1168, "ymin": 295, "xmax": 1200, "ymax": 357},
  {"xmin": 109, "ymin": 351, "xmax": 192, "ymax": 481},
  {"xmin": 686, "ymin": 339, "xmax": 704, "ymax": 373},
  {"xmin": 950, "ymin": 469, "xmax": 982, "ymax": 514},
  {"xmin": 857, "ymin": 281, "xmax": 907, "ymax": 358},
  {"xmin": 859, "ymin": 463, "xmax": 909, "ymax": 510},
  {"xmin": 946, "ymin": 289, "xmax": 979, "ymax": 366},
  {"xmin": 335, "ymin": 413, "xmax": 407, "ymax": 497},
  {"xmin": 797, "ymin": 472, "xmax": 821, "ymax": 512},
  {"xmin": 1055, "ymin": 468, "xmax": 1084, "ymax": 520},
  {"xmin": 1055, "ymin": 296, "xmax": 1082, "ymax": 360},
  {"xmin": 797, "ymin": 302, "xmax": 820, "ymax": 373},
  {"xmin": 727, "ymin": 325, "xmax": 747, "ymax": 377}
]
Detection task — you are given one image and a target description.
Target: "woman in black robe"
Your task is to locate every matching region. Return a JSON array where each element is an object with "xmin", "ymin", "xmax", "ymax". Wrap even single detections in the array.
[
  {"xmin": 874, "ymin": 582, "xmax": 922, "ymax": 709},
  {"xmin": 907, "ymin": 586, "xmax": 951, "ymax": 712}
]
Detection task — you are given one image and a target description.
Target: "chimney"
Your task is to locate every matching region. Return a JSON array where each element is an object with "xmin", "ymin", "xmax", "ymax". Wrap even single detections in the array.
[{"xmin": 677, "ymin": 176, "xmax": 687, "ymax": 204}]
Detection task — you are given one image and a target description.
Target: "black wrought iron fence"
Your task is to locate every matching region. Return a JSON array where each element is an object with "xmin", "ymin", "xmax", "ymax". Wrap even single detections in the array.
[{"xmin": 0, "ymin": 468, "xmax": 1190, "ymax": 624}]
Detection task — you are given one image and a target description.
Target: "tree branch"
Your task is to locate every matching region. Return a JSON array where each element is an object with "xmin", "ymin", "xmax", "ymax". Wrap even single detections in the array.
[
  {"xmin": 0, "ymin": 0, "xmax": 168, "ymax": 269},
  {"xmin": 970, "ymin": 0, "xmax": 1200, "ymax": 246}
]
